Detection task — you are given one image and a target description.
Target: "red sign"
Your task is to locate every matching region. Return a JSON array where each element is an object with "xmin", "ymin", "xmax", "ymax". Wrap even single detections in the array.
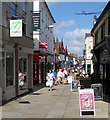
[
  {"xmin": 79, "ymin": 89, "xmax": 95, "ymax": 116},
  {"xmin": 39, "ymin": 42, "xmax": 48, "ymax": 49}
]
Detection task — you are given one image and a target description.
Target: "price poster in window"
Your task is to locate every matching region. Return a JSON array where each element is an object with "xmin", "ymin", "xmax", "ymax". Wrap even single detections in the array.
[{"xmin": 79, "ymin": 89, "xmax": 95, "ymax": 116}]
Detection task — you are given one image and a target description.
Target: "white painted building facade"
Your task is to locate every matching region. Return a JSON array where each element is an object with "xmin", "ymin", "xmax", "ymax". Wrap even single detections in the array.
[
  {"xmin": 33, "ymin": 0, "xmax": 55, "ymax": 55},
  {"xmin": 85, "ymin": 33, "xmax": 93, "ymax": 74}
]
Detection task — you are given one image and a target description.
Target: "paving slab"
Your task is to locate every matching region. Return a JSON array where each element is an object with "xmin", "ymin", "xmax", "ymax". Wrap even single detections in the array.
[{"xmin": 1, "ymin": 84, "xmax": 109, "ymax": 119}]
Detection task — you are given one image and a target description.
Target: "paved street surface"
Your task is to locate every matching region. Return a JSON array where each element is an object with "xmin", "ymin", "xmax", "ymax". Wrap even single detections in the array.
[{"xmin": 1, "ymin": 83, "xmax": 109, "ymax": 119}]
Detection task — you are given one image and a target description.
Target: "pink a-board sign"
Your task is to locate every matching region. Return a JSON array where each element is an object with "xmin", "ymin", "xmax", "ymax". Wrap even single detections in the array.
[{"xmin": 79, "ymin": 89, "xmax": 95, "ymax": 116}]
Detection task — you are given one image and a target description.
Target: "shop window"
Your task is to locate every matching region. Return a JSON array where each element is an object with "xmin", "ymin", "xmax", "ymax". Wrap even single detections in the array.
[
  {"xmin": 87, "ymin": 64, "xmax": 91, "ymax": 74},
  {"xmin": 6, "ymin": 53, "xmax": 14, "ymax": 87},
  {"xmin": 108, "ymin": 17, "xmax": 110, "ymax": 35},
  {"xmin": 19, "ymin": 55, "xmax": 27, "ymax": 90},
  {"xmin": 95, "ymin": 31, "xmax": 98, "ymax": 45},
  {"xmin": 33, "ymin": 63, "xmax": 39, "ymax": 79},
  {"xmin": 23, "ymin": 23, "xmax": 26, "ymax": 36},
  {"xmin": 101, "ymin": 23, "xmax": 105, "ymax": 40}
]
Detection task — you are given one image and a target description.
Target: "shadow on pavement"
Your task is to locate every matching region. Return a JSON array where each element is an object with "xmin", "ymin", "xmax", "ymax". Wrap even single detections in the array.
[{"xmin": 2, "ymin": 84, "xmax": 45, "ymax": 105}]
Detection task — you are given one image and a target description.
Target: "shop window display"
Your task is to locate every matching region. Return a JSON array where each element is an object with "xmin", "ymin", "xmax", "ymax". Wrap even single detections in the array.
[
  {"xmin": 6, "ymin": 53, "xmax": 14, "ymax": 87},
  {"xmin": 19, "ymin": 55, "xmax": 27, "ymax": 90}
]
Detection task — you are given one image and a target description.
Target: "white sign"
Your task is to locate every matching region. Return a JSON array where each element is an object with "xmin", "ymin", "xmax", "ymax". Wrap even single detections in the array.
[
  {"xmin": 79, "ymin": 89, "xmax": 95, "ymax": 116},
  {"xmin": 10, "ymin": 20, "xmax": 22, "ymax": 37},
  {"xmin": 68, "ymin": 76, "xmax": 72, "ymax": 84},
  {"xmin": 58, "ymin": 54, "xmax": 65, "ymax": 61}
]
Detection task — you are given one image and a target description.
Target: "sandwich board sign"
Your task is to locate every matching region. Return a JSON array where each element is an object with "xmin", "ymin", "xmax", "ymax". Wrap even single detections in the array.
[
  {"xmin": 79, "ymin": 89, "xmax": 95, "ymax": 116},
  {"xmin": 71, "ymin": 80, "xmax": 79, "ymax": 92},
  {"xmin": 10, "ymin": 20, "xmax": 22, "ymax": 37},
  {"xmin": 68, "ymin": 76, "xmax": 72, "ymax": 84}
]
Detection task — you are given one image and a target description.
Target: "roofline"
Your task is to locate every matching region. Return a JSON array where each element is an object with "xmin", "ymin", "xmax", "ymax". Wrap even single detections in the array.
[
  {"xmin": 41, "ymin": 0, "xmax": 56, "ymax": 23},
  {"xmin": 91, "ymin": 1, "xmax": 110, "ymax": 35}
]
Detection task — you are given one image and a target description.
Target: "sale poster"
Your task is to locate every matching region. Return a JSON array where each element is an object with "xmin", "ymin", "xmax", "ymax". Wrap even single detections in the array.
[
  {"xmin": 80, "ymin": 93, "xmax": 94, "ymax": 110},
  {"xmin": 79, "ymin": 89, "xmax": 95, "ymax": 116}
]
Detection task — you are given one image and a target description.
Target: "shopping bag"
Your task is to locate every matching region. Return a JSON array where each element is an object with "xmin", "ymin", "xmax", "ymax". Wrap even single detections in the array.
[{"xmin": 46, "ymin": 81, "xmax": 50, "ymax": 86}]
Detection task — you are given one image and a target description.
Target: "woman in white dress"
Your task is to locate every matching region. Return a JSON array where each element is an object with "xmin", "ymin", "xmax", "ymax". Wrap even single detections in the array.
[{"xmin": 47, "ymin": 70, "xmax": 55, "ymax": 91}]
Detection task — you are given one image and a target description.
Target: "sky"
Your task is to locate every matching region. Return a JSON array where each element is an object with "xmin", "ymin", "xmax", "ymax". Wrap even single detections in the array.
[{"xmin": 47, "ymin": 1, "xmax": 108, "ymax": 56}]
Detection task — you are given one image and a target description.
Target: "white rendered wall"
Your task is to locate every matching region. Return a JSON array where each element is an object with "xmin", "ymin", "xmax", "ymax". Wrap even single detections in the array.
[{"xmin": 33, "ymin": 1, "xmax": 55, "ymax": 55}]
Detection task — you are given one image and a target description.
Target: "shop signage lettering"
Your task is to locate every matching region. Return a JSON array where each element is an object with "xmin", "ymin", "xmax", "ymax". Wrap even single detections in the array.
[
  {"xmin": 79, "ymin": 89, "xmax": 95, "ymax": 116},
  {"xmin": 39, "ymin": 42, "xmax": 48, "ymax": 49},
  {"xmin": 10, "ymin": 20, "xmax": 22, "ymax": 37}
]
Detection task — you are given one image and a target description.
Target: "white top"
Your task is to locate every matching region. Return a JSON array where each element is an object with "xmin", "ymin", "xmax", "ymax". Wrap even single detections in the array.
[
  {"xmin": 57, "ymin": 71, "xmax": 63, "ymax": 78},
  {"xmin": 48, "ymin": 73, "xmax": 54, "ymax": 80}
]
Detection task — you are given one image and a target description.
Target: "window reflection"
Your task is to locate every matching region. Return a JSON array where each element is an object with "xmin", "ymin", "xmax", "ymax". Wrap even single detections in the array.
[
  {"xmin": 6, "ymin": 53, "xmax": 14, "ymax": 87},
  {"xmin": 19, "ymin": 55, "xmax": 27, "ymax": 90}
]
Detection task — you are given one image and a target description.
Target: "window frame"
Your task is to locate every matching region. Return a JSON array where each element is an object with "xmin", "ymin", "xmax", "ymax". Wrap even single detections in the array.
[
  {"xmin": 95, "ymin": 31, "xmax": 98, "ymax": 45},
  {"xmin": 108, "ymin": 17, "xmax": 110, "ymax": 35},
  {"xmin": 6, "ymin": 52, "xmax": 15, "ymax": 88},
  {"xmin": 11, "ymin": 1, "xmax": 17, "ymax": 17},
  {"xmin": 101, "ymin": 22, "xmax": 105, "ymax": 41}
]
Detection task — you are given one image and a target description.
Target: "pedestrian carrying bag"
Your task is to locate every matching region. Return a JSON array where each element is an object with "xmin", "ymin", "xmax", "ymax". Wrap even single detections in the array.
[{"xmin": 46, "ymin": 81, "xmax": 50, "ymax": 86}]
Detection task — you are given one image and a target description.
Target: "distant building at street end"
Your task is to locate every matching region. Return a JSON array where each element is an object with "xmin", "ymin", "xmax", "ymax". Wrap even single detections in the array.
[
  {"xmin": 85, "ymin": 33, "xmax": 93, "ymax": 75},
  {"xmin": 54, "ymin": 37, "xmax": 69, "ymax": 69},
  {"xmin": 91, "ymin": 1, "xmax": 110, "ymax": 97}
]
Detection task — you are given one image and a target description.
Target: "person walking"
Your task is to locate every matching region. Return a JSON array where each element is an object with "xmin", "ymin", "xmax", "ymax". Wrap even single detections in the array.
[
  {"xmin": 47, "ymin": 70, "xmax": 55, "ymax": 91},
  {"xmin": 63, "ymin": 68, "xmax": 68, "ymax": 84},
  {"xmin": 57, "ymin": 69, "xmax": 63, "ymax": 84},
  {"xmin": 52, "ymin": 69, "xmax": 56, "ymax": 85}
]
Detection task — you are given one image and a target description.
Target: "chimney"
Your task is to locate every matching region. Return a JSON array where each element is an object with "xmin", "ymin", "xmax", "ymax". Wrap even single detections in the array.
[
  {"xmin": 56, "ymin": 37, "xmax": 59, "ymax": 43},
  {"xmin": 94, "ymin": 15, "xmax": 97, "ymax": 25},
  {"xmin": 65, "ymin": 45, "xmax": 67, "ymax": 53},
  {"xmin": 61, "ymin": 38, "xmax": 63, "ymax": 46},
  {"xmin": 61, "ymin": 38, "xmax": 63, "ymax": 42}
]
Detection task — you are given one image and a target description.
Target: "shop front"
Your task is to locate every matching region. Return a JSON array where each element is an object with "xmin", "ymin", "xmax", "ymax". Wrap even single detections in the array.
[
  {"xmin": 33, "ymin": 52, "xmax": 47, "ymax": 85},
  {"xmin": 1, "ymin": 25, "xmax": 33, "ymax": 101},
  {"xmin": 93, "ymin": 38, "xmax": 110, "ymax": 96},
  {"xmin": 1, "ymin": 41, "xmax": 33, "ymax": 101},
  {"xmin": 1, "ymin": 41, "xmax": 15, "ymax": 101}
]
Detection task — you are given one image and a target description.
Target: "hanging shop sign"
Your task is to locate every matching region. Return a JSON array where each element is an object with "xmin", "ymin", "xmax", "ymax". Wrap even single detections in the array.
[
  {"xmin": 10, "ymin": 20, "xmax": 22, "ymax": 37},
  {"xmin": 39, "ymin": 42, "xmax": 48, "ymax": 49},
  {"xmin": 79, "ymin": 89, "xmax": 95, "ymax": 116},
  {"xmin": 32, "ymin": 12, "xmax": 40, "ymax": 31}
]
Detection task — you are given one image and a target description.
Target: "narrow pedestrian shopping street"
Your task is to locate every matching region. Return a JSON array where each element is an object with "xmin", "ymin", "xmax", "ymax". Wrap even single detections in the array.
[
  {"xmin": 1, "ymin": 83, "xmax": 108, "ymax": 118},
  {"xmin": 1, "ymin": 1, "xmax": 110, "ymax": 120}
]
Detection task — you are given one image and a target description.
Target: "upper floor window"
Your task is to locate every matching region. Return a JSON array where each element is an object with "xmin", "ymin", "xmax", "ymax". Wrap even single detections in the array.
[
  {"xmin": 23, "ymin": 23, "xmax": 26, "ymax": 36},
  {"xmin": 22, "ymin": 0, "xmax": 26, "ymax": 12},
  {"xmin": 11, "ymin": 1, "xmax": 17, "ymax": 16},
  {"xmin": 95, "ymin": 31, "xmax": 98, "ymax": 45},
  {"xmin": 101, "ymin": 23, "xmax": 105, "ymax": 40},
  {"xmin": 108, "ymin": 17, "xmax": 110, "ymax": 35},
  {"xmin": 42, "ymin": 8, "xmax": 44, "ymax": 22}
]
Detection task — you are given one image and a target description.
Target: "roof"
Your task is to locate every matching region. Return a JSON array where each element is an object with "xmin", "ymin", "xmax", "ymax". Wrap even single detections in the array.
[
  {"xmin": 42, "ymin": 0, "xmax": 56, "ymax": 23},
  {"xmin": 91, "ymin": 1, "xmax": 110, "ymax": 34}
]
